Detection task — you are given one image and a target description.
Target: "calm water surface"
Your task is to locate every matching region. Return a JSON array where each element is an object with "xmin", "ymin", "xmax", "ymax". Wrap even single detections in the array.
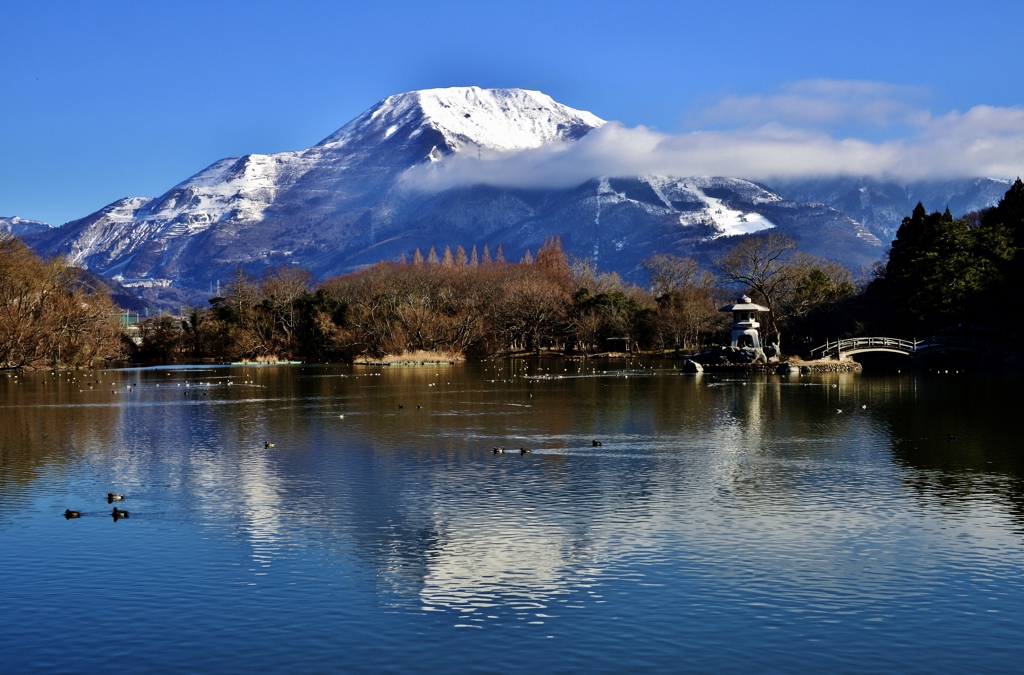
[{"xmin": 1, "ymin": 361, "xmax": 1022, "ymax": 674}]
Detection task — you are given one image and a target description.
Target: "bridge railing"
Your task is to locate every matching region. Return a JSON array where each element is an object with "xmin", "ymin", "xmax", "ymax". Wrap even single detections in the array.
[
  {"xmin": 810, "ymin": 336, "xmax": 990, "ymax": 358},
  {"xmin": 811, "ymin": 337, "xmax": 915, "ymax": 357}
]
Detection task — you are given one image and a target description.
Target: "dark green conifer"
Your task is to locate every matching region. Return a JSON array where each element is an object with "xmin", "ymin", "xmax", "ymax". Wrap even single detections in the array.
[{"xmin": 990, "ymin": 177, "xmax": 1024, "ymax": 246}]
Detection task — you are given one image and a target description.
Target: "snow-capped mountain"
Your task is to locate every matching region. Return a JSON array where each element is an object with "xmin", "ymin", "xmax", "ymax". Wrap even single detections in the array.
[
  {"xmin": 1, "ymin": 216, "xmax": 51, "ymax": 238},
  {"xmin": 320, "ymin": 87, "xmax": 605, "ymax": 152},
  {"xmin": 27, "ymin": 86, "xmax": 885, "ymax": 302}
]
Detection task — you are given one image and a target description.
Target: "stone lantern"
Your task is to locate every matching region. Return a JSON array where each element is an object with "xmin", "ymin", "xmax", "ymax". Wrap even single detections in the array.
[{"xmin": 719, "ymin": 294, "xmax": 770, "ymax": 349}]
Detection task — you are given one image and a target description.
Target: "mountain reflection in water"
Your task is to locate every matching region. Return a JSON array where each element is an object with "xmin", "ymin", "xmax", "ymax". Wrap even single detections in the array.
[{"xmin": 0, "ymin": 362, "xmax": 1021, "ymax": 674}]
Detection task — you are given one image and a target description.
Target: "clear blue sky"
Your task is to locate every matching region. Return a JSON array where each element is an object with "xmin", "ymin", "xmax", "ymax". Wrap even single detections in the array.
[{"xmin": 2, "ymin": 0, "xmax": 1023, "ymax": 225}]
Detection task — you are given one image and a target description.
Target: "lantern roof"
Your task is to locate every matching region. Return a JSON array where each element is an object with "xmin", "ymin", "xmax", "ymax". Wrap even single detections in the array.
[{"xmin": 719, "ymin": 294, "xmax": 769, "ymax": 313}]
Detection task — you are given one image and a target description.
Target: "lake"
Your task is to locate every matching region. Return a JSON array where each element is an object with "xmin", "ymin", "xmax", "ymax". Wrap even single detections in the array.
[{"xmin": 1, "ymin": 360, "xmax": 1022, "ymax": 674}]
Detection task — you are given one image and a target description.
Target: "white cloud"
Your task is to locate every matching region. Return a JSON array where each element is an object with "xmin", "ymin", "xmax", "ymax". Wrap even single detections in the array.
[{"xmin": 402, "ymin": 81, "xmax": 1024, "ymax": 191}]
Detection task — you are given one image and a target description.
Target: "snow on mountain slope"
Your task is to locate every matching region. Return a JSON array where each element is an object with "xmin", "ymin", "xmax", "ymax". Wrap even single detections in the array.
[
  {"xmin": 318, "ymin": 87, "xmax": 606, "ymax": 152},
  {"xmin": 49, "ymin": 197, "xmax": 154, "ymax": 268},
  {"xmin": 703, "ymin": 197, "xmax": 775, "ymax": 236},
  {"xmin": 646, "ymin": 176, "xmax": 780, "ymax": 237},
  {"xmin": 138, "ymin": 152, "xmax": 308, "ymax": 231},
  {"xmin": 1, "ymin": 216, "xmax": 52, "ymax": 237}
]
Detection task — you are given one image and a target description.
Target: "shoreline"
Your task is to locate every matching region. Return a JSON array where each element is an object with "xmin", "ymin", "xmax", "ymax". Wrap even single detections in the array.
[{"xmin": 700, "ymin": 361, "xmax": 863, "ymax": 374}]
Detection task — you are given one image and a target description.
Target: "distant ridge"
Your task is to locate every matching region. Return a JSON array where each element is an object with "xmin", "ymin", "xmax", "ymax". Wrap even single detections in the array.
[{"xmin": 1, "ymin": 216, "xmax": 52, "ymax": 237}]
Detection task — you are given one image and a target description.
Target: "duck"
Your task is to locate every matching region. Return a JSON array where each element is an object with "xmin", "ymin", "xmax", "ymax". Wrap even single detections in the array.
[
  {"xmin": 520, "ymin": 448, "xmax": 531, "ymax": 455},
  {"xmin": 264, "ymin": 441, "xmax": 275, "ymax": 449},
  {"xmin": 111, "ymin": 507, "xmax": 129, "ymax": 519},
  {"xmin": 64, "ymin": 509, "xmax": 81, "ymax": 519},
  {"xmin": 834, "ymin": 409, "xmax": 843, "ymax": 414},
  {"xmin": 861, "ymin": 404, "xmax": 867, "ymax": 409},
  {"xmin": 493, "ymin": 447, "xmax": 504, "ymax": 454},
  {"xmin": 592, "ymin": 440, "xmax": 602, "ymax": 447},
  {"xmin": 107, "ymin": 493, "xmax": 124, "ymax": 503}
]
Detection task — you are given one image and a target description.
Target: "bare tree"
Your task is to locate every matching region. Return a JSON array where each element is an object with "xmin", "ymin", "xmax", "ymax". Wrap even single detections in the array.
[
  {"xmin": 488, "ymin": 270, "xmax": 569, "ymax": 353},
  {"xmin": 642, "ymin": 254, "xmax": 703, "ymax": 297},
  {"xmin": 262, "ymin": 266, "xmax": 314, "ymax": 349},
  {"xmin": 653, "ymin": 285, "xmax": 724, "ymax": 352},
  {"xmin": 716, "ymin": 233, "xmax": 798, "ymax": 348},
  {"xmin": 1, "ymin": 234, "xmax": 123, "ymax": 369},
  {"xmin": 569, "ymin": 256, "xmax": 597, "ymax": 293},
  {"xmin": 783, "ymin": 254, "xmax": 855, "ymax": 321},
  {"xmin": 645, "ymin": 256, "xmax": 723, "ymax": 352}
]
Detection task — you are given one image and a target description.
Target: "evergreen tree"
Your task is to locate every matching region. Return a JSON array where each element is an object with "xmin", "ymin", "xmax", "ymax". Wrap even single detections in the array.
[
  {"xmin": 470, "ymin": 245, "xmax": 479, "ymax": 267},
  {"xmin": 520, "ymin": 250, "xmax": 533, "ymax": 264},
  {"xmin": 455, "ymin": 246, "xmax": 468, "ymax": 266},
  {"xmin": 427, "ymin": 246, "xmax": 439, "ymax": 264},
  {"xmin": 985, "ymin": 177, "xmax": 1024, "ymax": 246},
  {"xmin": 412, "ymin": 248, "xmax": 424, "ymax": 265},
  {"xmin": 886, "ymin": 202, "xmax": 935, "ymax": 281},
  {"xmin": 441, "ymin": 245, "xmax": 454, "ymax": 267},
  {"xmin": 495, "ymin": 243, "xmax": 506, "ymax": 264},
  {"xmin": 482, "ymin": 244, "xmax": 492, "ymax": 264}
]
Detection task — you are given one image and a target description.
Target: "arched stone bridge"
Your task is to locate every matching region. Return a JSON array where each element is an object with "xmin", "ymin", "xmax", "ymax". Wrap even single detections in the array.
[{"xmin": 810, "ymin": 336, "xmax": 989, "ymax": 359}]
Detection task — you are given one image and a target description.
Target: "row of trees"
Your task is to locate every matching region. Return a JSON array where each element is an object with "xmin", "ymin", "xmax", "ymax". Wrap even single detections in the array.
[
  {"xmin": 134, "ymin": 234, "xmax": 858, "ymax": 362},
  {"xmin": 0, "ymin": 235, "xmax": 126, "ymax": 370},
  {"xmin": 401, "ymin": 242, "xmax": 511, "ymax": 266},
  {"xmin": 139, "ymin": 237, "xmax": 694, "ymax": 361}
]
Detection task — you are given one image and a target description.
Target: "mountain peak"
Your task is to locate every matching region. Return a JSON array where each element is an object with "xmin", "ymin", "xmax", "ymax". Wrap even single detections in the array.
[{"xmin": 317, "ymin": 86, "xmax": 605, "ymax": 152}]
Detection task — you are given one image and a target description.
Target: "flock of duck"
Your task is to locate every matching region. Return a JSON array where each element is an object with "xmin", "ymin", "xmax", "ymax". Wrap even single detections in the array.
[
  {"xmin": 492, "ymin": 439, "xmax": 603, "ymax": 455},
  {"xmin": 492, "ymin": 447, "xmax": 531, "ymax": 455},
  {"xmin": 64, "ymin": 493, "xmax": 129, "ymax": 521}
]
